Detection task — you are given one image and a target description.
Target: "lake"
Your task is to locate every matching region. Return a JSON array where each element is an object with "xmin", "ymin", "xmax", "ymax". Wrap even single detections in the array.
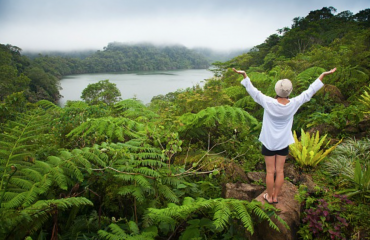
[{"xmin": 58, "ymin": 69, "xmax": 214, "ymax": 107}]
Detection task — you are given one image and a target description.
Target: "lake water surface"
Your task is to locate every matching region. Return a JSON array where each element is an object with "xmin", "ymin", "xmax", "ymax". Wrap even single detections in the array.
[{"xmin": 59, "ymin": 69, "xmax": 214, "ymax": 107}]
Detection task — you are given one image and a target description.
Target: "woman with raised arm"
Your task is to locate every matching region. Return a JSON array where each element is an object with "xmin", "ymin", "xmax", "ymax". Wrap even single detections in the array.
[{"xmin": 233, "ymin": 67, "xmax": 337, "ymax": 204}]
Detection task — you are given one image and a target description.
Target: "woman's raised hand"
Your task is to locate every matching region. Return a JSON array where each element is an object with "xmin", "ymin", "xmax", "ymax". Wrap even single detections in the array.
[
  {"xmin": 319, "ymin": 67, "xmax": 337, "ymax": 81},
  {"xmin": 323, "ymin": 68, "xmax": 337, "ymax": 75},
  {"xmin": 232, "ymin": 68, "xmax": 247, "ymax": 78}
]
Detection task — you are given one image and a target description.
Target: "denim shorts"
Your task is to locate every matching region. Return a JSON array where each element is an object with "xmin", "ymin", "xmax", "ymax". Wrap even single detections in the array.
[{"xmin": 262, "ymin": 145, "xmax": 289, "ymax": 156}]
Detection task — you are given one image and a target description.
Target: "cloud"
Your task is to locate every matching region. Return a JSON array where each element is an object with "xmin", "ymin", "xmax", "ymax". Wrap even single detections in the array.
[{"xmin": 0, "ymin": 0, "xmax": 369, "ymax": 51}]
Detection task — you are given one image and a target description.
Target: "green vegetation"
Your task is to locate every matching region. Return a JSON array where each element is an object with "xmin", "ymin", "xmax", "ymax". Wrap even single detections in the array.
[
  {"xmin": 81, "ymin": 79, "xmax": 122, "ymax": 106},
  {"xmin": 289, "ymin": 129, "xmax": 342, "ymax": 169},
  {"xmin": 1, "ymin": 6, "xmax": 370, "ymax": 240}
]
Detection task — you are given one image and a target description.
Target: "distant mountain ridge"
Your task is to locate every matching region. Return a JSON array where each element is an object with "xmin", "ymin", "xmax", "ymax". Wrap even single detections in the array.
[
  {"xmin": 24, "ymin": 43, "xmax": 249, "ymax": 66},
  {"xmin": 23, "ymin": 42, "xmax": 211, "ymax": 74}
]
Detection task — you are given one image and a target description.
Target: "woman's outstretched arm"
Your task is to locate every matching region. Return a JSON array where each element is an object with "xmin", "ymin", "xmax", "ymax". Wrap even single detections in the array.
[
  {"xmin": 292, "ymin": 67, "xmax": 337, "ymax": 106},
  {"xmin": 233, "ymin": 68, "xmax": 271, "ymax": 107},
  {"xmin": 319, "ymin": 68, "xmax": 337, "ymax": 81}
]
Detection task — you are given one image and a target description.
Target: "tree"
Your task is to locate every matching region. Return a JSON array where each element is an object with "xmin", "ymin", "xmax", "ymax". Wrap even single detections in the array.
[
  {"xmin": 0, "ymin": 65, "xmax": 30, "ymax": 101},
  {"xmin": 81, "ymin": 79, "xmax": 122, "ymax": 105}
]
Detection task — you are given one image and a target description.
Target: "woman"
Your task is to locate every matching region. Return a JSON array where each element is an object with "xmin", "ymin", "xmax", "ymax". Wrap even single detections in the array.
[{"xmin": 233, "ymin": 67, "xmax": 337, "ymax": 204}]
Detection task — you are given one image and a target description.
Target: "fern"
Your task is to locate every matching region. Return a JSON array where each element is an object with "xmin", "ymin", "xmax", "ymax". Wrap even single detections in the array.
[
  {"xmin": 109, "ymin": 141, "xmax": 180, "ymax": 204},
  {"xmin": 35, "ymin": 100, "xmax": 61, "ymax": 112},
  {"xmin": 1, "ymin": 197, "xmax": 93, "ymax": 239},
  {"xmin": 113, "ymin": 99, "xmax": 159, "ymax": 121},
  {"xmin": 66, "ymin": 116, "xmax": 144, "ymax": 145},
  {"xmin": 60, "ymin": 210, "xmax": 102, "ymax": 239},
  {"xmin": 0, "ymin": 111, "xmax": 49, "ymax": 205},
  {"xmin": 98, "ymin": 222, "xmax": 158, "ymax": 240},
  {"xmin": 146, "ymin": 197, "xmax": 287, "ymax": 235},
  {"xmin": 0, "ymin": 110, "xmax": 98, "ymax": 239},
  {"xmin": 223, "ymin": 86, "xmax": 246, "ymax": 102},
  {"xmin": 233, "ymin": 96, "xmax": 257, "ymax": 110},
  {"xmin": 295, "ymin": 67, "xmax": 326, "ymax": 93},
  {"xmin": 179, "ymin": 105, "xmax": 261, "ymax": 133}
]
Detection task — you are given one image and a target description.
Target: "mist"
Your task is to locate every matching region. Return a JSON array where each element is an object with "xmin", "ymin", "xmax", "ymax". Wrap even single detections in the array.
[{"xmin": 1, "ymin": 0, "xmax": 369, "ymax": 52}]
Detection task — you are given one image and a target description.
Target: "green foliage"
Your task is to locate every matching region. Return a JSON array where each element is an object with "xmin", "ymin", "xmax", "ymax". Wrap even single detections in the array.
[
  {"xmin": 223, "ymin": 85, "xmax": 246, "ymax": 102},
  {"xmin": 233, "ymin": 96, "xmax": 257, "ymax": 111},
  {"xmin": 1, "ymin": 5, "xmax": 370, "ymax": 239},
  {"xmin": 145, "ymin": 197, "xmax": 287, "ymax": 236},
  {"xmin": 113, "ymin": 99, "xmax": 159, "ymax": 121},
  {"xmin": 60, "ymin": 210, "xmax": 104, "ymax": 239},
  {"xmin": 66, "ymin": 117, "xmax": 144, "ymax": 146},
  {"xmin": 0, "ymin": 65, "xmax": 30, "ymax": 101},
  {"xmin": 294, "ymin": 67, "xmax": 325, "ymax": 93},
  {"xmin": 0, "ymin": 110, "xmax": 93, "ymax": 239},
  {"xmin": 25, "ymin": 66, "xmax": 61, "ymax": 103},
  {"xmin": 338, "ymin": 160, "xmax": 370, "ymax": 200},
  {"xmin": 178, "ymin": 106, "xmax": 261, "ymax": 159},
  {"xmin": 98, "ymin": 222, "xmax": 158, "ymax": 240},
  {"xmin": 0, "ymin": 91, "xmax": 28, "ymax": 123},
  {"xmin": 335, "ymin": 66, "xmax": 370, "ymax": 100},
  {"xmin": 83, "ymin": 43, "xmax": 209, "ymax": 72},
  {"xmin": 179, "ymin": 105, "xmax": 260, "ymax": 134},
  {"xmin": 297, "ymin": 189, "xmax": 354, "ymax": 240},
  {"xmin": 81, "ymin": 79, "xmax": 122, "ymax": 105},
  {"xmin": 54, "ymin": 103, "xmax": 110, "ymax": 147},
  {"xmin": 359, "ymin": 85, "xmax": 370, "ymax": 113},
  {"xmin": 175, "ymin": 81, "xmax": 233, "ymax": 115},
  {"xmin": 35, "ymin": 99, "xmax": 61, "ymax": 112},
  {"xmin": 324, "ymin": 138, "xmax": 370, "ymax": 201},
  {"xmin": 289, "ymin": 129, "xmax": 342, "ymax": 168},
  {"xmin": 306, "ymin": 104, "xmax": 363, "ymax": 135}
]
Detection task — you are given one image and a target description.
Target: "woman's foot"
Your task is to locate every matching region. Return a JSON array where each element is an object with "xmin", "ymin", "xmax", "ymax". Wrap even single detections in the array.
[
  {"xmin": 263, "ymin": 193, "xmax": 273, "ymax": 204},
  {"xmin": 272, "ymin": 195, "xmax": 278, "ymax": 203}
]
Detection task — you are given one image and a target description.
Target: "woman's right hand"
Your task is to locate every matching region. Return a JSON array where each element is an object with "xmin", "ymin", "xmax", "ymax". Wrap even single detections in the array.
[
  {"xmin": 323, "ymin": 68, "xmax": 337, "ymax": 75},
  {"xmin": 232, "ymin": 68, "xmax": 247, "ymax": 79},
  {"xmin": 319, "ymin": 67, "xmax": 337, "ymax": 81}
]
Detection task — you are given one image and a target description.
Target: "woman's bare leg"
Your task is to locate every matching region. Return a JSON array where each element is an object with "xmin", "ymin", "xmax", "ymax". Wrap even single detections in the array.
[
  {"xmin": 264, "ymin": 155, "xmax": 276, "ymax": 203},
  {"xmin": 273, "ymin": 155, "xmax": 286, "ymax": 202}
]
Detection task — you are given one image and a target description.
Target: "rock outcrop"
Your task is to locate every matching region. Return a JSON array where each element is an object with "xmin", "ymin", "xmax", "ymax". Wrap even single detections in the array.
[
  {"xmin": 251, "ymin": 181, "xmax": 300, "ymax": 240},
  {"xmin": 225, "ymin": 176, "xmax": 301, "ymax": 240},
  {"xmin": 224, "ymin": 183, "xmax": 265, "ymax": 201}
]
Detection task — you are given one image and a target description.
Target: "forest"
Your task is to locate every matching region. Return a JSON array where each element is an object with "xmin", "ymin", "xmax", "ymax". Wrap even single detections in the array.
[{"xmin": 0, "ymin": 6, "xmax": 370, "ymax": 240}]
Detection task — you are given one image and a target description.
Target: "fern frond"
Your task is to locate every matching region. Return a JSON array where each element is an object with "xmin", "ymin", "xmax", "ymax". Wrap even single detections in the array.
[
  {"xmin": 146, "ymin": 197, "xmax": 283, "ymax": 234},
  {"xmin": 179, "ymin": 105, "xmax": 261, "ymax": 133},
  {"xmin": 128, "ymin": 221, "xmax": 140, "ymax": 235},
  {"xmin": 157, "ymin": 184, "xmax": 179, "ymax": 203},
  {"xmin": 213, "ymin": 200, "xmax": 231, "ymax": 229},
  {"xmin": 114, "ymin": 99, "xmax": 159, "ymax": 121},
  {"xmin": 36, "ymin": 100, "xmax": 61, "ymax": 112},
  {"xmin": 232, "ymin": 201, "xmax": 254, "ymax": 233},
  {"xmin": 98, "ymin": 222, "xmax": 158, "ymax": 240},
  {"xmin": 295, "ymin": 67, "xmax": 326, "ymax": 92},
  {"xmin": 66, "ymin": 117, "xmax": 144, "ymax": 144}
]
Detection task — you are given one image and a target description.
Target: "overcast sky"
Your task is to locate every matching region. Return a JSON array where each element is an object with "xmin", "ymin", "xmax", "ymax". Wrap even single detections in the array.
[{"xmin": 0, "ymin": 0, "xmax": 369, "ymax": 52}]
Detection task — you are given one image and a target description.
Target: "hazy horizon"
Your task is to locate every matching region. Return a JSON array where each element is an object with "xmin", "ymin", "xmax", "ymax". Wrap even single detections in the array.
[{"xmin": 20, "ymin": 42, "xmax": 250, "ymax": 55}]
